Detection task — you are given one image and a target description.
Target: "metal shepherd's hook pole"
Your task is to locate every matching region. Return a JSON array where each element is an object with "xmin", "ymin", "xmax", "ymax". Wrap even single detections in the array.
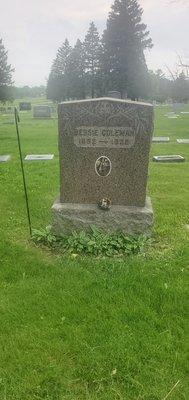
[{"xmin": 14, "ymin": 107, "xmax": 32, "ymax": 236}]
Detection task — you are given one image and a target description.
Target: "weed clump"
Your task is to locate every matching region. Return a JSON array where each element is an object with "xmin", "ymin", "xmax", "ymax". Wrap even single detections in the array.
[{"xmin": 32, "ymin": 225, "xmax": 151, "ymax": 257}]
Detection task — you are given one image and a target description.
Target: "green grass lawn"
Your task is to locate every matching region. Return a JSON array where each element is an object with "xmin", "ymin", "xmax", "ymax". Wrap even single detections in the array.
[{"xmin": 0, "ymin": 102, "xmax": 188, "ymax": 399}]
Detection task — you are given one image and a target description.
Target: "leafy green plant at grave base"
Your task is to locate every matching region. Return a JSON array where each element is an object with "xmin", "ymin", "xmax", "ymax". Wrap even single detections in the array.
[
  {"xmin": 32, "ymin": 225, "xmax": 57, "ymax": 246},
  {"xmin": 32, "ymin": 225, "xmax": 152, "ymax": 257}
]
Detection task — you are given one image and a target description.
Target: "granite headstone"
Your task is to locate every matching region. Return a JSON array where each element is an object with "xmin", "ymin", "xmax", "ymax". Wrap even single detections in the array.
[
  {"xmin": 52, "ymin": 98, "xmax": 154, "ymax": 234},
  {"xmin": 33, "ymin": 105, "xmax": 51, "ymax": 118},
  {"xmin": 152, "ymin": 137, "xmax": 170, "ymax": 143},
  {"xmin": 177, "ymin": 139, "xmax": 189, "ymax": 144},
  {"xmin": 153, "ymin": 155, "xmax": 185, "ymax": 162},
  {"xmin": 19, "ymin": 102, "xmax": 32, "ymax": 111},
  {"xmin": 25, "ymin": 154, "xmax": 54, "ymax": 161},
  {"xmin": 0, "ymin": 155, "xmax": 11, "ymax": 162}
]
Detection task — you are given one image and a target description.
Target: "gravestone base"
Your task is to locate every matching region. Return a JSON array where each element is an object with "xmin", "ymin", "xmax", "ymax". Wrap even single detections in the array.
[{"xmin": 52, "ymin": 197, "xmax": 153, "ymax": 236}]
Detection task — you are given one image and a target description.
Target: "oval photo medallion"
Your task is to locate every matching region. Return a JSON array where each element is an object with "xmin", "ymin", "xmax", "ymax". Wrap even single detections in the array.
[{"xmin": 95, "ymin": 156, "xmax": 112, "ymax": 177}]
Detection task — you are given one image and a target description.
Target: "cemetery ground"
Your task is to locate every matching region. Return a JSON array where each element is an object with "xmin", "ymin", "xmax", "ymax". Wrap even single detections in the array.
[{"xmin": 0, "ymin": 101, "xmax": 188, "ymax": 400}]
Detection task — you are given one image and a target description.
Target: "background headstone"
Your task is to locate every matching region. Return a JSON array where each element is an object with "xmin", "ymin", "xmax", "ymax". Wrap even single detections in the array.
[
  {"xmin": 19, "ymin": 102, "xmax": 32, "ymax": 111},
  {"xmin": 164, "ymin": 112, "xmax": 179, "ymax": 119},
  {"xmin": 177, "ymin": 139, "xmax": 189, "ymax": 144},
  {"xmin": 0, "ymin": 155, "xmax": 11, "ymax": 162},
  {"xmin": 153, "ymin": 155, "xmax": 185, "ymax": 162},
  {"xmin": 152, "ymin": 137, "xmax": 170, "ymax": 143},
  {"xmin": 168, "ymin": 115, "xmax": 178, "ymax": 119},
  {"xmin": 25, "ymin": 154, "xmax": 54, "ymax": 161},
  {"xmin": 33, "ymin": 105, "xmax": 51, "ymax": 118}
]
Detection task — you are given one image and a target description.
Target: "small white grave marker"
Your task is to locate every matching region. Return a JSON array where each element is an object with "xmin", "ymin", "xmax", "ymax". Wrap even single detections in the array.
[
  {"xmin": 164, "ymin": 112, "xmax": 179, "ymax": 119},
  {"xmin": 152, "ymin": 137, "xmax": 170, "ymax": 143},
  {"xmin": 25, "ymin": 154, "xmax": 54, "ymax": 161},
  {"xmin": 168, "ymin": 115, "xmax": 178, "ymax": 119},
  {"xmin": 180, "ymin": 112, "xmax": 189, "ymax": 115},
  {"xmin": 153, "ymin": 155, "xmax": 185, "ymax": 163},
  {"xmin": 0, "ymin": 155, "xmax": 11, "ymax": 162},
  {"xmin": 177, "ymin": 139, "xmax": 189, "ymax": 144}
]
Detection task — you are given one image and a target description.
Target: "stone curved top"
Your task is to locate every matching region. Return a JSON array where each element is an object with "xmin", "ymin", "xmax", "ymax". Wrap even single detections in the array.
[{"xmin": 59, "ymin": 97, "xmax": 153, "ymax": 107}]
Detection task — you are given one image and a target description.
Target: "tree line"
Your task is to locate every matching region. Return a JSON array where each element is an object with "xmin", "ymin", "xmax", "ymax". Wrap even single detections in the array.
[
  {"xmin": 47, "ymin": 0, "xmax": 189, "ymax": 103},
  {"xmin": 149, "ymin": 69, "xmax": 189, "ymax": 103},
  {"xmin": 13, "ymin": 85, "xmax": 46, "ymax": 99},
  {"xmin": 47, "ymin": 0, "xmax": 153, "ymax": 101},
  {"xmin": 0, "ymin": 0, "xmax": 189, "ymax": 104}
]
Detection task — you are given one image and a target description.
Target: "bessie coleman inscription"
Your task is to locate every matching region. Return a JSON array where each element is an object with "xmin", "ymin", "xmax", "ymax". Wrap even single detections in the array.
[{"xmin": 74, "ymin": 126, "xmax": 135, "ymax": 148}]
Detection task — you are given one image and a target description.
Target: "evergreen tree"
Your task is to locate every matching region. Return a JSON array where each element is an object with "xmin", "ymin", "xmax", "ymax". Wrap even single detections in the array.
[
  {"xmin": 47, "ymin": 39, "xmax": 72, "ymax": 101},
  {"xmin": 67, "ymin": 39, "xmax": 86, "ymax": 99},
  {"xmin": 84, "ymin": 22, "xmax": 101, "ymax": 98},
  {"xmin": 101, "ymin": 0, "xmax": 153, "ymax": 99},
  {"xmin": 0, "ymin": 38, "xmax": 14, "ymax": 102}
]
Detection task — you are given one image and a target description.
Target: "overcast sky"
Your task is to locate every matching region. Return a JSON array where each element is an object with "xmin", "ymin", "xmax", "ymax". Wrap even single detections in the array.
[{"xmin": 1, "ymin": 0, "xmax": 189, "ymax": 86}]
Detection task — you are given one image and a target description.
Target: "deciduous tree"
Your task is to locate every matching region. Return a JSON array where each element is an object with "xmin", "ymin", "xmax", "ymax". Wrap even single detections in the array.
[{"xmin": 0, "ymin": 38, "xmax": 14, "ymax": 102}]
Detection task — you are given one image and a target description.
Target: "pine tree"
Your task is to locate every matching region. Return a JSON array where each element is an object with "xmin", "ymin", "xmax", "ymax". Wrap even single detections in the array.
[
  {"xmin": 67, "ymin": 39, "xmax": 86, "ymax": 99},
  {"xmin": 47, "ymin": 39, "xmax": 72, "ymax": 101},
  {"xmin": 102, "ymin": 0, "xmax": 153, "ymax": 99},
  {"xmin": 84, "ymin": 22, "xmax": 101, "ymax": 98},
  {"xmin": 0, "ymin": 38, "xmax": 14, "ymax": 102}
]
